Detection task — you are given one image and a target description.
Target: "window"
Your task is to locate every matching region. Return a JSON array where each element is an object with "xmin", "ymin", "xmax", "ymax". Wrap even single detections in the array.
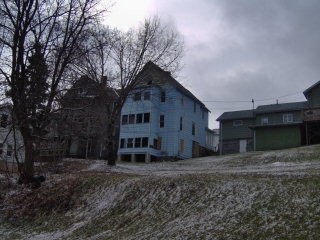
[
  {"xmin": 233, "ymin": 120, "xmax": 243, "ymax": 126},
  {"xmin": 144, "ymin": 91, "xmax": 150, "ymax": 100},
  {"xmin": 144, "ymin": 113, "xmax": 150, "ymax": 123},
  {"xmin": 0, "ymin": 114, "xmax": 8, "ymax": 128},
  {"xmin": 283, "ymin": 113, "xmax": 293, "ymax": 123},
  {"xmin": 136, "ymin": 114, "xmax": 143, "ymax": 123},
  {"xmin": 179, "ymin": 139, "xmax": 184, "ymax": 152},
  {"xmin": 78, "ymin": 88, "xmax": 87, "ymax": 96},
  {"xmin": 0, "ymin": 142, "xmax": 3, "ymax": 154},
  {"xmin": 160, "ymin": 115, "xmax": 165, "ymax": 128},
  {"xmin": 129, "ymin": 114, "xmax": 135, "ymax": 124},
  {"xmin": 194, "ymin": 103, "xmax": 196, "ymax": 113},
  {"xmin": 154, "ymin": 137, "xmax": 162, "ymax": 150},
  {"xmin": 135, "ymin": 138, "xmax": 141, "ymax": 148},
  {"xmin": 122, "ymin": 115, "xmax": 128, "ymax": 125},
  {"xmin": 161, "ymin": 91, "xmax": 166, "ymax": 102},
  {"xmin": 180, "ymin": 117, "xmax": 183, "ymax": 131},
  {"xmin": 192, "ymin": 122, "xmax": 196, "ymax": 135},
  {"xmin": 7, "ymin": 145, "xmax": 12, "ymax": 157},
  {"xmin": 120, "ymin": 139, "xmax": 125, "ymax": 148},
  {"xmin": 127, "ymin": 138, "xmax": 133, "ymax": 148},
  {"xmin": 142, "ymin": 137, "xmax": 148, "ymax": 147},
  {"xmin": 134, "ymin": 92, "xmax": 141, "ymax": 101},
  {"xmin": 181, "ymin": 96, "xmax": 184, "ymax": 105},
  {"xmin": 261, "ymin": 117, "xmax": 269, "ymax": 125}
]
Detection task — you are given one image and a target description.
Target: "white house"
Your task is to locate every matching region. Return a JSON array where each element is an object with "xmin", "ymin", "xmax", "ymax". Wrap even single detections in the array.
[
  {"xmin": 117, "ymin": 62, "xmax": 212, "ymax": 162},
  {"xmin": 0, "ymin": 104, "xmax": 24, "ymax": 163}
]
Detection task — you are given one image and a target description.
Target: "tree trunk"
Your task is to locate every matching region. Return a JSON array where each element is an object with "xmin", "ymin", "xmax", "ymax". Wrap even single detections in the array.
[
  {"xmin": 23, "ymin": 140, "xmax": 35, "ymax": 181},
  {"xmin": 19, "ymin": 126, "xmax": 36, "ymax": 183}
]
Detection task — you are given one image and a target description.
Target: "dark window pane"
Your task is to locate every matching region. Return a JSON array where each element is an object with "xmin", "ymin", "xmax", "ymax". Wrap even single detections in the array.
[
  {"xmin": 161, "ymin": 91, "xmax": 166, "ymax": 102},
  {"xmin": 144, "ymin": 91, "xmax": 150, "ymax": 100},
  {"xmin": 144, "ymin": 113, "xmax": 150, "ymax": 123},
  {"xmin": 122, "ymin": 115, "xmax": 128, "ymax": 125},
  {"xmin": 160, "ymin": 115, "xmax": 164, "ymax": 128},
  {"xmin": 7, "ymin": 145, "xmax": 12, "ymax": 157},
  {"xmin": 135, "ymin": 138, "xmax": 141, "ymax": 148},
  {"xmin": 1, "ymin": 114, "xmax": 8, "ymax": 128},
  {"xmin": 142, "ymin": 137, "xmax": 148, "ymax": 147},
  {"xmin": 129, "ymin": 114, "xmax": 135, "ymax": 124},
  {"xmin": 136, "ymin": 114, "xmax": 143, "ymax": 123},
  {"xmin": 120, "ymin": 139, "xmax": 125, "ymax": 148},
  {"xmin": 192, "ymin": 122, "xmax": 196, "ymax": 135},
  {"xmin": 134, "ymin": 92, "xmax": 141, "ymax": 101},
  {"xmin": 180, "ymin": 117, "xmax": 183, "ymax": 131},
  {"xmin": 127, "ymin": 138, "xmax": 133, "ymax": 148}
]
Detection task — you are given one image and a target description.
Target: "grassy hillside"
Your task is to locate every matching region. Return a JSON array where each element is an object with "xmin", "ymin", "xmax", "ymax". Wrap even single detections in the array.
[{"xmin": 1, "ymin": 145, "xmax": 320, "ymax": 239}]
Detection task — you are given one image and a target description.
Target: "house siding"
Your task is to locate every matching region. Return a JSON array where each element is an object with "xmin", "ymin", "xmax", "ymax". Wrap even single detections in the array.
[
  {"xmin": 221, "ymin": 119, "xmax": 254, "ymax": 140},
  {"xmin": 256, "ymin": 111, "xmax": 303, "ymax": 125},
  {"xmin": 255, "ymin": 125, "xmax": 301, "ymax": 151}
]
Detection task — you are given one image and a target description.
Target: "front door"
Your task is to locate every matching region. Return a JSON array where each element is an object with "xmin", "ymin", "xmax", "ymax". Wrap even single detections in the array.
[{"xmin": 239, "ymin": 140, "xmax": 247, "ymax": 153}]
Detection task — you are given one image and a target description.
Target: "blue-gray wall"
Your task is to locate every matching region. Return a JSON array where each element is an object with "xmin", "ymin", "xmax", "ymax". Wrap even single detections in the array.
[{"xmin": 118, "ymin": 84, "xmax": 209, "ymax": 159}]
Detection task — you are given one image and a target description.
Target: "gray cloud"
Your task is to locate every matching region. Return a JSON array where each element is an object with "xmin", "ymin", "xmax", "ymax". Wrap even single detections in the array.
[{"xmin": 151, "ymin": 0, "xmax": 320, "ymax": 127}]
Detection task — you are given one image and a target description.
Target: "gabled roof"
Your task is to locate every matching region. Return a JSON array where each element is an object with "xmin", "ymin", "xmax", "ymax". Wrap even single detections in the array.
[
  {"xmin": 136, "ymin": 61, "xmax": 210, "ymax": 111},
  {"xmin": 255, "ymin": 101, "xmax": 308, "ymax": 114},
  {"xmin": 303, "ymin": 80, "xmax": 320, "ymax": 97},
  {"xmin": 216, "ymin": 109, "xmax": 254, "ymax": 121}
]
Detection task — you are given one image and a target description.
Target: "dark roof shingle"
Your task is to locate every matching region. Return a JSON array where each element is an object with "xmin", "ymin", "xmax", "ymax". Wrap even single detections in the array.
[
  {"xmin": 255, "ymin": 101, "xmax": 308, "ymax": 114},
  {"xmin": 216, "ymin": 109, "xmax": 254, "ymax": 121}
]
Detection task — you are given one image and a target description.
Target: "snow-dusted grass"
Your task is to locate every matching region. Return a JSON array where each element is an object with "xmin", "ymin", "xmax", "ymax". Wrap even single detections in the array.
[{"xmin": 1, "ymin": 145, "xmax": 320, "ymax": 239}]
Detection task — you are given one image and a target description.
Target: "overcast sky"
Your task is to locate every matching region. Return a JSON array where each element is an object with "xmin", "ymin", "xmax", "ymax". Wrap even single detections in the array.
[{"xmin": 105, "ymin": 0, "xmax": 320, "ymax": 128}]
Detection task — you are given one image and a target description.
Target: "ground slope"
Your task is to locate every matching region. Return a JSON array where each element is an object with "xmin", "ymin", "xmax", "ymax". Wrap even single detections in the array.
[{"xmin": 1, "ymin": 145, "xmax": 320, "ymax": 239}]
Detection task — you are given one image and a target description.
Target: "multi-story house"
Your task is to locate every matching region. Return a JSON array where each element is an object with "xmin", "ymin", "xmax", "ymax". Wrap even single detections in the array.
[
  {"xmin": 118, "ymin": 62, "xmax": 211, "ymax": 162},
  {"xmin": 59, "ymin": 75, "xmax": 119, "ymax": 159},
  {"xmin": 0, "ymin": 104, "xmax": 24, "ymax": 163},
  {"xmin": 217, "ymin": 80, "xmax": 320, "ymax": 154}
]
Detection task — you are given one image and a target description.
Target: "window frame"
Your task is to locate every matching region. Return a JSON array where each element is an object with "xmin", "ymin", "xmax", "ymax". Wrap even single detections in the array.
[
  {"xmin": 134, "ymin": 138, "xmax": 141, "ymax": 148},
  {"xmin": 261, "ymin": 117, "xmax": 269, "ymax": 125},
  {"xmin": 121, "ymin": 115, "xmax": 128, "ymax": 125},
  {"xmin": 192, "ymin": 122, "xmax": 196, "ymax": 136},
  {"xmin": 129, "ymin": 114, "xmax": 135, "ymax": 124},
  {"xmin": 233, "ymin": 120, "xmax": 243, "ymax": 126},
  {"xmin": 144, "ymin": 91, "xmax": 150, "ymax": 100},
  {"xmin": 134, "ymin": 92, "xmax": 141, "ymax": 101},
  {"xmin": 136, "ymin": 113, "xmax": 143, "ymax": 124},
  {"xmin": 127, "ymin": 138, "xmax": 134, "ymax": 148},
  {"xmin": 283, "ymin": 113, "xmax": 293, "ymax": 123},
  {"xmin": 144, "ymin": 113, "xmax": 150, "ymax": 123},
  {"xmin": 142, "ymin": 137, "xmax": 148, "ymax": 148},
  {"xmin": 161, "ymin": 91, "xmax": 166, "ymax": 103},
  {"xmin": 160, "ymin": 115, "xmax": 165, "ymax": 128}
]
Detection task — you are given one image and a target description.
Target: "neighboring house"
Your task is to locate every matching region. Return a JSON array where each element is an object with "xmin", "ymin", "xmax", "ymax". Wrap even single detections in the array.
[
  {"xmin": 59, "ymin": 76, "xmax": 119, "ymax": 159},
  {"xmin": 217, "ymin": 110, "xmax": 255, "ymax": 154},
  {"xmin": 252, "ymin": 101, "xmax": 307, "ymax": 151},
  {"xmin": 118, "ymin": 61, "xmax": 211, "ymax": 162},
  {"xmin": 0, "ymin": 104, "xmax": 24, "ymax": 163},
  {"xmin": 217, "ymin": 80, "xmax": 320, "ymax": 154}
]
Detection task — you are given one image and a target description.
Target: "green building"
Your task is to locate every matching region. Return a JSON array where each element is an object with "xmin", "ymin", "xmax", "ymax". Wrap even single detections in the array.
[{"xmin": 217, "ymin": 81, "xmax": 320, "ymax": 154}]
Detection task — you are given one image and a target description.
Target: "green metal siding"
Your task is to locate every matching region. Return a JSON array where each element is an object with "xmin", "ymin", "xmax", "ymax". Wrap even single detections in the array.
[
  {"xmin": 256, "ymin": 111, "xmax": 302, "ymax": 125},
  {"xmin": 255, "ymin": 125, "xmax": 301, "ymax": 151},
  {"xmin": 221, "ymin": 119, "xmax": 254, "ymax": 140}
]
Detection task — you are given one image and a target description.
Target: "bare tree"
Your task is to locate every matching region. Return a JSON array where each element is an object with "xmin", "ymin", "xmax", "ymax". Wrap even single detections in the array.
[
  {"xmin": 0, "ymin": 0, "xmax": 105, "ymax": 182},
  {"xmin": 74, "ymin": 16, "xmax": 184, "ymax": 165}
]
